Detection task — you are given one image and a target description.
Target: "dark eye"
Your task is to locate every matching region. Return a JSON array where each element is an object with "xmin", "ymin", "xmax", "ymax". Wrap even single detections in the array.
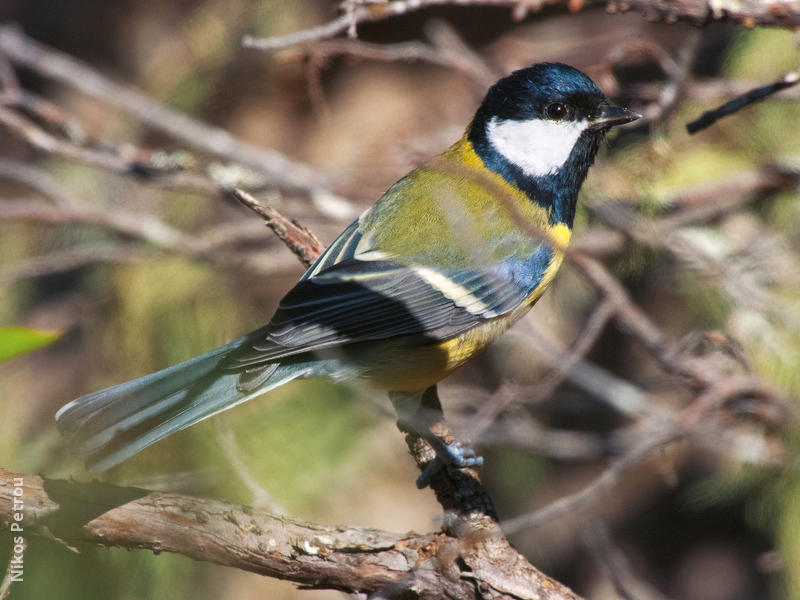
[{"xmin": 545, "ymin": 102, "xmax": 568, "ymax": 120}]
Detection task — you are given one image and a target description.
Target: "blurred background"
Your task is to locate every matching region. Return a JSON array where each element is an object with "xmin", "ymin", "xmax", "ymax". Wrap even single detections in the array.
[{"xmin": 0, "ymin": 1, "xmax": 799, "ymax": 598}]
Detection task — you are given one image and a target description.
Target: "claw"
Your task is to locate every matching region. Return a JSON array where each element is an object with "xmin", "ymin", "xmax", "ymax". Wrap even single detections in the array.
[
  {"xmin": 442, "ymin": 441, "xmax": 483, "ymax": 467},
  {"xmin": 415, "ymin": 460, "xmax": 443, "ymax": 488},
  {"xmin": 416, "ymin": 439, "xmax": 484, "ymax": 488}
]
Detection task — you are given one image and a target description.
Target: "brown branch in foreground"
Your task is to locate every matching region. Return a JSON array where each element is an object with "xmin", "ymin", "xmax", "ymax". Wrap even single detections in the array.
[
  {"xmin": 242, "ymin": 0, "xmax": 800, "ymax": 52},
  {"xmin": 0, "ymin": 468, "xmax": 581, "ymax": 600}
]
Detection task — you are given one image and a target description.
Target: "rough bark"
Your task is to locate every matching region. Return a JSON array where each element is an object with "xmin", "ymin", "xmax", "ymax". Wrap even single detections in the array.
[{"xmin": 0, "ymin": 468, "xmax": 581, "ymax": 599}]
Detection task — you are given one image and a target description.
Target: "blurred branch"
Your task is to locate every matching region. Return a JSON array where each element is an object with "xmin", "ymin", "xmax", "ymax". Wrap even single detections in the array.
[
  {"xmin": 0, "ymin": 199, "xmax": 195, "ymax": 251},
  {"xmin": 687, "ymin": 70, "xmax": 800, "ymax": 134},
  {"xmin": 0, "ymin": 25, "xmax": 340, "ymax": 198},
  {"xmin": 0, "ymin": 102, "xmax": 222, "ymax": 195},
  {"xmin": 466, "ymin": 298, "xmax": 617, "ymax": 441},
  {"xmin": 0, "ymin": 197, "xmax": 296, "ymax": 281},
  {"xmin": 580, "ymin": 164, "xmax": 799, "ymax": 259},
  {"xmin": 588, "ymin": 165, "xmax": 800, "ymax": 318},
  {"xmin": 0, "ymin": 243, "xmax": 151, "ymax": 287},
  {"xmin": 0, "ymin": 467, "xmax": 583, "ymax": 600},
  {"xmin": 681, "ymin": 78, "xmax": 800, "ymax": 101},
  {"xmin": 501, "ymin": 372, "xmax": 786, "ymax": 535},
  {"xmin": 570, "ymin": 252, "xmax": 724, "ymax": 388},
  {"xmin": 581, "ymin": 520, "xmax": 674, "ymax": 600},
  {"xmin": 242, "ymin": 0, "xmax": 800, "ymax": 52},
  {"xmin": 625, "ymin": 78, "xmax": 800, "ymax": 103},
  {"xmin": 0, "ymin": 158, "xmax": 75, "ymax": 207},
  {"xmin": 501, "ymin": 424, "xmax": 686, "ymax": 534},
  {"xmin": 610, "ymin": 32, "xmax": 702, "ymax": 126},
  {"xmin": 299, "ymin": 19, "xmax": 499, "ymax": 96},
  {"xmin": 214, "ymin": 418, "xmax": 287, "ymax": 513}
]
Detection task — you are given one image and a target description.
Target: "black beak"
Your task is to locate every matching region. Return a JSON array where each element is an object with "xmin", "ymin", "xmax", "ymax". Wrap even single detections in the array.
[{"xmin": 588, "ymin": 105, "xmax": 642, "ymax": 130}]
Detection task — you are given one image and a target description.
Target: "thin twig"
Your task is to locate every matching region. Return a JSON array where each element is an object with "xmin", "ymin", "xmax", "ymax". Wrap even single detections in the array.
[
  {"xmin": 642, "ymin": 30, "xmax": 702, "ymax": 125},
  {"xmin": 0, "ymin": 243, "xmax": 151, "ymax": 287},
  {"xmin": 466, "ymin": 298, "xmax": 616, "ymax": 441},
  {"xmin": 0, "ymin": 158, "xmax": 76, "ymax": 207},
  {"xmin": 299, "ymin": 19, "xmax": 497, "ymax": 90},
  {"xmin": 230, "ymin": 188, "xmax": 325, "ymax": 268},
  {"xmin": 0, "ymin": 51, "xmax": 19, "ymax": 92},
  {"xmin": 687, "ymin": 71, "xmax": 800, "ymax": 134},
  {"xmin": 501, "ymin": 425, "xmax": 686, "ymax": 535},
  {"xmin": 570, "ymin": 252, "xmax": 711, "ymax": 388},
  {"xmin": 0, "ymin": 106, "xmax": 219, "ymax": 195},
  {"xmin": 581, "ymin": 520, "xmax": 674, "ymax": 600}
]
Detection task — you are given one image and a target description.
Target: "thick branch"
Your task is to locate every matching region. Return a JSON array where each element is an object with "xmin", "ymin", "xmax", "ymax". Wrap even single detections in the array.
[{"xmin": 0, "ymin": 468, "xmax": 581, "ymax": 600}]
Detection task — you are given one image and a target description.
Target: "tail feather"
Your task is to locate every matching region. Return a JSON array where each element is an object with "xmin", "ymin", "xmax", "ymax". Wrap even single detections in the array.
[{"xmin": 56, "ymin": 335, "xmax": 312, "ymax": 471}]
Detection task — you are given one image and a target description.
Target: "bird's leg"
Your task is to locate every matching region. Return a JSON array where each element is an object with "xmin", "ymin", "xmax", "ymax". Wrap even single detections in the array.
[{"xmin": 389, "ymin": 385, "xmax": 483, "ymax": 489}]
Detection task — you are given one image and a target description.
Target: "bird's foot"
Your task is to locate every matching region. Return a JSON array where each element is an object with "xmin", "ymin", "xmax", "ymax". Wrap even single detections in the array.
[{"xmin": 416, "ymin": 439, "xmax": 484, "ymax": 489}]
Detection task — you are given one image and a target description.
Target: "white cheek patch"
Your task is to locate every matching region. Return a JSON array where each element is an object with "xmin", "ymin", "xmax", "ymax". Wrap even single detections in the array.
[{"xmin": 486, "ymin": 117, "xmax": 587, "ymax": 177}]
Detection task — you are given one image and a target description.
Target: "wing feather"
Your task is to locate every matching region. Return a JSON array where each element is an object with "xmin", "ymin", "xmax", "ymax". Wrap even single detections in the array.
[{"xmin": 232, "ymin": 256, "xmax": 536, "ymax": 369}]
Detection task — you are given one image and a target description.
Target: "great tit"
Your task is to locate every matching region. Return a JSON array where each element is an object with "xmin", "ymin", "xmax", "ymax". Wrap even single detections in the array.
[{"xmin": 56, "ymin": 63, "xmax": 640, "ymax": 475}]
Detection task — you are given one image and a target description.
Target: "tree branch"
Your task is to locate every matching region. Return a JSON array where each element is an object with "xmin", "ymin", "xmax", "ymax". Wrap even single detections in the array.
[
  {"xmin": 0, "ymin": 468, "xmax": 582, "ymax": 599},
  {"xmin": 687, "ymin": 71, "xmax": 800, "ymax": 133},
  {"xmin": 231, "ymin": 188, "xmax": 325, "ymax": 268},
  {"xmin": 242, "ymin": 0, "xmax": 800, "ymax": 52},
  {"xmin": 0, "ymin": 25, "xmax": 336, "ymax": 197}
]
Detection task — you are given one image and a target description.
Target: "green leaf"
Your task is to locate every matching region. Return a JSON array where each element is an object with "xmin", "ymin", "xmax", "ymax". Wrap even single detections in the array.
[{"xmin": 0, "ymin": 326, "xmax": 61, "ymax": 362}]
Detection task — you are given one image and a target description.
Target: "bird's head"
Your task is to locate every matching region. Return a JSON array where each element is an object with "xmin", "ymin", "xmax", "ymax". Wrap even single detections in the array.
[{"xmin": 468, "ymin": 63, "xmax": 640, "ymax": 226}]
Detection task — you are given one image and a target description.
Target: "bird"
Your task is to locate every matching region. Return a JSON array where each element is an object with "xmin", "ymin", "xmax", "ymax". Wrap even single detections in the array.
[{"xmin": 55, "ymin": 62, "xmax": 640, "ymax": 482}]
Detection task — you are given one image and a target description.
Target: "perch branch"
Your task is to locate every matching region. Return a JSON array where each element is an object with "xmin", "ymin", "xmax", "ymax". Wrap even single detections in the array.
[{"xmin": 0, "ymin": 468, "xmax": 582, "ymax": 600}]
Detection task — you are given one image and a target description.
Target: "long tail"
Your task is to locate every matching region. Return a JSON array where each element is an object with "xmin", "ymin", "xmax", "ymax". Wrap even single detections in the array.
[{"xmin": 55, "ymin": 334, "xmax": 313, "ymax": 471}]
